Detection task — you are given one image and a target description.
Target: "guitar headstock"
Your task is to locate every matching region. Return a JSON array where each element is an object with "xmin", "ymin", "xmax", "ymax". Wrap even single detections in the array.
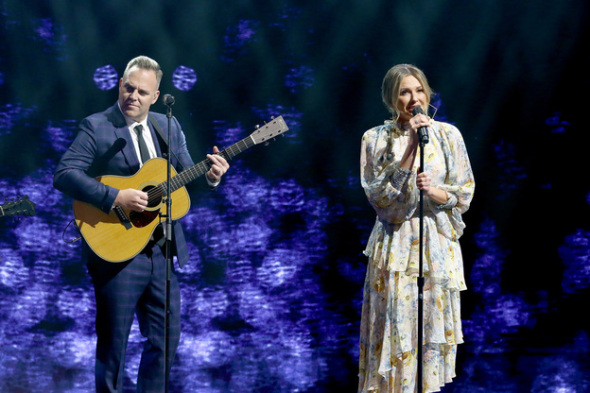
[
  {"xmin": 1, "ymin": 195, "xmax": 36, "ymax": 218},
  {"xmin": 250, "ymin": 116, "xmax": 289, "ymax": 145}
]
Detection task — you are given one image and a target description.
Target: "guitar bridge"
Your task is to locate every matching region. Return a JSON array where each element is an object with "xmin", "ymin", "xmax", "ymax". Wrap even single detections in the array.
[{"xmin": 114, "ymin": 206, "xmax": 133, "ymax": 229}]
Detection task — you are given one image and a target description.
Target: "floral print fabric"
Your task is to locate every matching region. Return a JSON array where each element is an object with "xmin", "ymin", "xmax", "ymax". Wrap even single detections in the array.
[{"xmin": 359, "ymin": 120, "xmax": 475, "ymax": 393}]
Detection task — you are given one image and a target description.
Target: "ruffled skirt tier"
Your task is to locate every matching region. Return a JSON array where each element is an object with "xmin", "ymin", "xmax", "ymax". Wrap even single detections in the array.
[{"xmin": 359, "ymin": 217, "xmax": 466, "ymax": 393}]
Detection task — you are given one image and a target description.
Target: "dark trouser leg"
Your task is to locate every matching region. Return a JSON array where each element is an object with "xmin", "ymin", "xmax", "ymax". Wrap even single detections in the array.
[
  {"xmin": 88, "ymin": 254, "xmax": 152, "ymax": 393},
  {"xmin": 135, "ymin": 245, "xmax": 181, "ymax": 393}
]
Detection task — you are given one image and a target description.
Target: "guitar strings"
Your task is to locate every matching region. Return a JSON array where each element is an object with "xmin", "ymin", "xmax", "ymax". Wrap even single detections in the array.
[{"xmin": 142, "ymin": 134, "xmax": 256, "ymax": 207}]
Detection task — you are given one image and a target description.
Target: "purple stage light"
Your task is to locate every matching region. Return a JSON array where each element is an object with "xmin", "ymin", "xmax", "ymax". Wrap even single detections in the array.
[
  {"xmin": 285, "ymin": 65, "xmax": 314, "ymax": 93},
  {"xmin": 545, "ymin": 112, "xmax": 571, "ymax": 134},
  {"xmin": 470, "ymin": 217, "xmax": 506, "ymax": 297},
  {"xmin": 493, "ymin": 140, "xmax": 527, "ymax": 200},
  {"xmin": 212, "ymin": 120, "xmax": 244, "ymax": 146},
  {"xmin": 0, "ymin": 248, "xmax": 28, "ymax": 288},
  {"xmin": 0, "ymin": 103, "xmax": 36, "ymax": 135},
  {"xmin": 93, "ymin": 65, "xmax": 118, "ymax": 91},
  {"xmin": 33, "ymin": 18, "xmax": 66, "ymax": 48},
  {"xmin": 268, "ymin": 179, "xmax": 305, "ymax": 211},
  {"xmin": 256, "ymin": 248, "xmax": 301, "ymax": 288},
  {"xmin": 44, "ymin": 119, "xmax": 77, "ymax": 154},
  {"xmin": 559, "ymin": 229, "xmax": 590, "ymax": 294},
  {"xmin": 221, "ymin": 19, "xmax": 259, "ymax": 62},
  {"xmin": 35, "ymin": 18, "xmax": 56, "ymax": 41},
  {"xmin": 172, "ymin": 65, "xmax": 198, "ymax": 91}
]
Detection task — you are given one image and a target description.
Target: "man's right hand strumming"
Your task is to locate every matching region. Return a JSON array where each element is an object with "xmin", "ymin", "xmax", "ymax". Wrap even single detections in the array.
[{"xmin": 114, "ymin": 188, "xmax": 148, "ymax": 212}]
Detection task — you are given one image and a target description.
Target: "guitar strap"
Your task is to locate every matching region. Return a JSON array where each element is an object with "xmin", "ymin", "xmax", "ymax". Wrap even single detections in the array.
[
  {"xmin": 148, "ymin": 114, "xmax": 185, "ymax": 172},
  {"xmin": 148, "ymin": 114, "xmax": 168, "ymax": 151},
  {"xmin": 149, "ymin": 114, "xmax": 216, "ymax": 191}
]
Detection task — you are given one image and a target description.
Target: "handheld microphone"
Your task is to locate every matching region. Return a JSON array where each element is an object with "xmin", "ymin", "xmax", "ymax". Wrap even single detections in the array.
[
  {"xmin": 412, "ymin": 106, "xmax": 429, "ymax": 144},
  {"xmin": 163, "ymin": 94, "xmax": 175, "ymax": 106}
]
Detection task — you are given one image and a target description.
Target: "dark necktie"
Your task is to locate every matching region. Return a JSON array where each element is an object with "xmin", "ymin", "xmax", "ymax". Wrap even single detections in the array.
[{"xmin": 135, "ymin": 124, "xmax": 151, "ymax": 164}]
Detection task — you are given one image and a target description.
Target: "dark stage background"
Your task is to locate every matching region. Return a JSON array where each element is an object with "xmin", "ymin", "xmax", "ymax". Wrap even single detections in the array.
[{"xmin": 1, "ymin": 1, "xmax": 589, "ymax": 392}]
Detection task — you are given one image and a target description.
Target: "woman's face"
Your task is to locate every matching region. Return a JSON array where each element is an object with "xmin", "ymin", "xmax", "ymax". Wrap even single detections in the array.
[{"xmin": 396, "ymin": 75, "xmax": 427, "ymax": 122}]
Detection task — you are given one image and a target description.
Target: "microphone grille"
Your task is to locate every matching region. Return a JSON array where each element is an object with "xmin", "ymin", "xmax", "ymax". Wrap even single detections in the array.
[
  {"xmin": 163, "ymin": 94, "xmax": 175, "ymax": 105},
  {"xmin": 412, "ymin": 106, "xmax": 424, "ymax": 116}
]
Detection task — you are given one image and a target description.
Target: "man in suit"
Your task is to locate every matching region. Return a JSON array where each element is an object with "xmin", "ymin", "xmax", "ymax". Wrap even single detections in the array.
[{"xmin": 54, "ymin": 55, "xmax": 229, "ymax": 392}]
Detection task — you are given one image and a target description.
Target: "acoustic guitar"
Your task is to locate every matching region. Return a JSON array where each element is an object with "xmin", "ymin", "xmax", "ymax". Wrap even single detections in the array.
[{"xmin": 73, "ymin": 116, "xmax": 289, "ymax": 262}]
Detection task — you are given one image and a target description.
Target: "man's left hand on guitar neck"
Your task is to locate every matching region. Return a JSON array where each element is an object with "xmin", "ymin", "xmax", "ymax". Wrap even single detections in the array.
[{"xmin": 205, "ymin": 146, "xmax": 230, "ymax": 187}]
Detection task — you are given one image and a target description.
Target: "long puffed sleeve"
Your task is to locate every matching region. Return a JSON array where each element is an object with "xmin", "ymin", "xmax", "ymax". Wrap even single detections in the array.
[
  {"xmin": 360, "ymin": 124, "xmax": 419, "ymax": 224},
  {"xmin": 427, "ymin": 122, "xmax": 475, "ymax": 240}
]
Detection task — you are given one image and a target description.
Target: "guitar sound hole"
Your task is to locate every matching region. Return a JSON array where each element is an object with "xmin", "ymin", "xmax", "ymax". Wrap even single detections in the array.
[
  {"xmin": 129, "ymin": 185, "xmax": 162, "ymax": 228},
  {"xmin": 141, "ymin": 185, "xmax": 163, "ymax": 209}
]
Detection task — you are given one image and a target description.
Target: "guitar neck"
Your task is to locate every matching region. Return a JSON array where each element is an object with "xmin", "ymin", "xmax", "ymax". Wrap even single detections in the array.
[
  {"xmin": 165, "ymin": 134, "xmax": 256, "ymax": 192},
  {"xmin": 0, "ymin": 195, "xmax": 36, "ymax": 218}
]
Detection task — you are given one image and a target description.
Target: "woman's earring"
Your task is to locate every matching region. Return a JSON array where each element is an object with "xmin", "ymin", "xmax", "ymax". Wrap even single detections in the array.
[{"xmin": 428, "ymin": 103, "xmax": 438, "ymax": 120}]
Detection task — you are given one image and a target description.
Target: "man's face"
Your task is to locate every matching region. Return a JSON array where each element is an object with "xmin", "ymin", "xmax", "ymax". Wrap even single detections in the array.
[{"xmin": 118, "ymin": 67, "xmax": 160, "ymax": 122}]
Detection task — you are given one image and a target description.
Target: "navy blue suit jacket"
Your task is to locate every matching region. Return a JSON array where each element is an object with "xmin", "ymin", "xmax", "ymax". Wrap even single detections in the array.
[{"xmin": 54, "ymin": 103, "xmax": 196, "ymax": 267}]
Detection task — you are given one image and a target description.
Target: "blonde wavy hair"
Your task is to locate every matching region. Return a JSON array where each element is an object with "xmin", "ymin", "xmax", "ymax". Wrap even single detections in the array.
[{"xmin": 381, "ymin": 64, "xmax": 433, "ymax": 122}]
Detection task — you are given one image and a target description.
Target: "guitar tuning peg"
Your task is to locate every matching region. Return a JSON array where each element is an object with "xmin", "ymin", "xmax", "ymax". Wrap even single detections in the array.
[
  {"xmin": 270, "ymin": 116, "xmax": 275, "ymax": 120},
  {"xmin": 255, "ymin": 124, "xmax": 260, "ymax": 129}
]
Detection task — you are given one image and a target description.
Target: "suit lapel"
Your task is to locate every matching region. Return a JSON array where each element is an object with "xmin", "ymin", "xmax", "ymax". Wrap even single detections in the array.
[
  {"xmin": 106, "ymin": 104, "xmax": 141, "ymax": 174},
  {"xmin": 115, "ymin": 127, "xmax": 141, "ymax": 173}
]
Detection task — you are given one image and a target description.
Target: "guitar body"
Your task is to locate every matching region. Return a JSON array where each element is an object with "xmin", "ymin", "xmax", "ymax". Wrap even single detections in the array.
[
  {"xmin": 73, "ymin": 157, "xmax": 190, "ymax": 263},
  {"xmin": 71, "ymin": 115, "xmax": 289, "ymax": 263}
]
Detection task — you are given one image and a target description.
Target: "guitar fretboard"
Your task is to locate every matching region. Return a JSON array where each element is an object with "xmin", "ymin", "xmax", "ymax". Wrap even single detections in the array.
[{"xmin": 147, "ymin": 135, "xmax": 256, "ymax": 202}]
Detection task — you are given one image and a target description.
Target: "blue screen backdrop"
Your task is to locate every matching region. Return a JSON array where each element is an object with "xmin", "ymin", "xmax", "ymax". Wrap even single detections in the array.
[{"xmin": 0, "ymin": 0, "xmax": 589, "ymax": 392}]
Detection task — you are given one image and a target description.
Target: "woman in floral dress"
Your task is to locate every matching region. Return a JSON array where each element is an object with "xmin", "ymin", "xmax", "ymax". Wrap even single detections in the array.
[{"xmin": 359, "ymin": 64, "xmax": 475, "ymax": 393}]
